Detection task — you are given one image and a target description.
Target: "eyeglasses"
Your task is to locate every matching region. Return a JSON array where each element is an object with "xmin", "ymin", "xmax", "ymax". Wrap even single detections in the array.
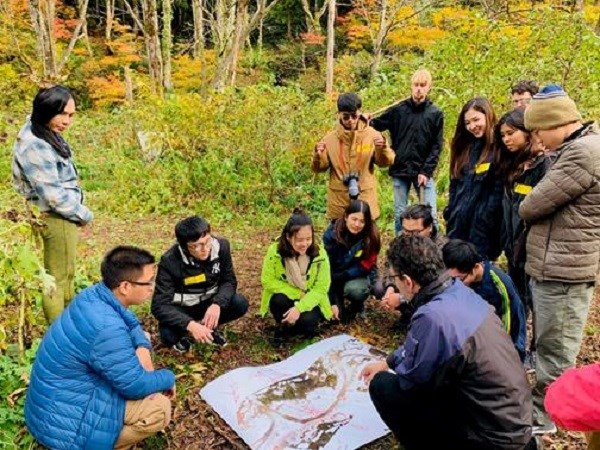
[
  {"xmin": 340, "ymin": 112, "xmax": 359, "ymax": 121},
  {"xmin": 187, "ymin": 235, "xmax": 212, "ymax": 251},
  {"xmin": 402, "ymin": 228, "xmax": 425, "ymax": 235},
  {"xmin": 126, "ymin": 280, "xmax": 155, "ymax": 287}
]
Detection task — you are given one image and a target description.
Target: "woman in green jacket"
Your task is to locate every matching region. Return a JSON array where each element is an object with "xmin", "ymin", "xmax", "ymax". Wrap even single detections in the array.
[{"xmin": 260, "ymin": 208, "xmax": 332, "ymax": 338}]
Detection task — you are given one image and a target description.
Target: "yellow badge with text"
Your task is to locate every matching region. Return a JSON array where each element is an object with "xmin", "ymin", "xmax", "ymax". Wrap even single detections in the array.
[
  {"xmin": 514, "ymin": 183, "xmax": 532, "ymax": 195},
  {"xmin": 475, "ymin": 162, "xmax": 490, "ymax": 174},
  {"xmin": 184, "ymin": 274, "xmax": 206, "ymax": 285}
]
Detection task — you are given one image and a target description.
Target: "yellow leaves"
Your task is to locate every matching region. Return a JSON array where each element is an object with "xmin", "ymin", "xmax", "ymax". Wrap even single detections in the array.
[
  {"xmin": 87, "ymin": 74, "xmax": 126, "ymax": 108},
  {"xmin": 175, "ymin": 361, "xmax": 207, "ymax": 385},
  {"xmin": 431, "ymin": 6, "xmax": 476, "ymax": 30},
  {"xmin": 583, "ymin": 4, "xmax": 600, "ymax": 26},
  {"xmin": 388, "ymin": 26, "xmax": 447, "ymax": 50}
]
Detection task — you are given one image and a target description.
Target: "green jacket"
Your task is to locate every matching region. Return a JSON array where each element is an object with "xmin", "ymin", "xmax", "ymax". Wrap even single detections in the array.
[{"xmin": 260, "ymin": 242, "xmax": 332, "ymax": 319}]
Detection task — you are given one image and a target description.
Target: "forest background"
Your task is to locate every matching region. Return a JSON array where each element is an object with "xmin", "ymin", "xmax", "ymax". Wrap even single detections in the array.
[{"xmin": 0, "ymin": 0, "xmax": 599, "ymax": 448}]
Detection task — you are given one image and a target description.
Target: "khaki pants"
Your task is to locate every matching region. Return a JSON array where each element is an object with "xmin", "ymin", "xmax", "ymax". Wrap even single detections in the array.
[
  {"xmin": 587, "ymin": 432, "xmax": 600, "ymax": 450},
  {"xmin": 114, "ymin": 394, "xmax": 172, "ymax": 450},
  {"xmin": 531, "ymin": 279, "xmax": 594, "ymax": 427},
  {"xmin": 40, "ymin": 213, "xmax": 78, "ymax": 323}
]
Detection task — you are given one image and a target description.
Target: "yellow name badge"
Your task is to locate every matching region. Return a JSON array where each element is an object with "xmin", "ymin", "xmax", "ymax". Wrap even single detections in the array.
[
  {"xmin": 475, "ymin": 162, "xmax": 490, "ymax": 174},
  {"xmin": 514, "ymin": 183, "xmax": 533, "ymax": 195},
  {"xmin": 356, "ymin": 143, "xmax": 372, "ymax": 153},
  {"xmin": 184, "ymin": 273, "xmax": 206, "ymax": 285},
  {"xmin": 354, "ymin": 249, "xmax": 363, "ymax": 258}
]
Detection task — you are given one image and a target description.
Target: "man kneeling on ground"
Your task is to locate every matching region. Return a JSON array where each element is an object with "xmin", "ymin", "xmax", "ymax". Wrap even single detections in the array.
[
  {"xmin": 25, "ymin": 246, "xmax": 176, "ymax": 450},
  {"xmin": 152, "ymin": 216, "xmax": 249, "ymax": 352},
  {"xmin": 361, "ymin": 234, "xmax": 536, "ymax": 450}
]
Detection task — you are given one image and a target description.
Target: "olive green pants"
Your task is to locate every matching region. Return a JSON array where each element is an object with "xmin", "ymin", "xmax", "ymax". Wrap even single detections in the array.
[
  {"xmin": 531, "ymin": 279, "xmax": 594, "ymax": 427},
  {"xmin": 40, "ymin": 213, "xmax": 78, "ymax": 323}
]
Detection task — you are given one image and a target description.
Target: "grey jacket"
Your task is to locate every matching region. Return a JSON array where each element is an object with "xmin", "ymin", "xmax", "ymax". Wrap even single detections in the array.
[{"xmin": 519, "ymin": 123, "xmax": 600, "ymax": 282}]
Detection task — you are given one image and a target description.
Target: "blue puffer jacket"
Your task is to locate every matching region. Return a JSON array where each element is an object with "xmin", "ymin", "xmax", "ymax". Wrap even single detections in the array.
[{"xmin": 25, "ymin": 283, "xmax": 176, "ymax": 449}]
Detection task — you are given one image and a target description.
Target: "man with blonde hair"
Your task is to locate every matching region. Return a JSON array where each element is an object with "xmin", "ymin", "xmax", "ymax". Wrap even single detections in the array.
[{"xmin": 371, "ymin": 69, "xmax": 444, "ymax": 234}]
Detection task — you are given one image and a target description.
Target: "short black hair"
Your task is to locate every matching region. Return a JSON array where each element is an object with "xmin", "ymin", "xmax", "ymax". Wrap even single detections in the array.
[
  {"xmin": 101, "ymin": 246, "xmax": 155, "ymax": 289},
  {"xmin": 277, "ymin": 207, "xmax": 319, "ymax": 258},
  {"xmin": 442, "ymin": 239, "xmax": 482, "ymax": 273},
  {"xmin": 387, "ymin": 234, "xmax": 444, "ymax": 287},
  {"xmin": 510, "ymin": 80, "xmax": 539, "ymax": 96},
  {"xmin": 337, "ymin": 92, "xmax": 362, "ymax": 113},
  {"xmin": 401, "ymin": 204, "xmax": 437, "ymax": 237},
  {"xmin": 175, "ymin": 216, "xmax": 211, "ymax": 247}
]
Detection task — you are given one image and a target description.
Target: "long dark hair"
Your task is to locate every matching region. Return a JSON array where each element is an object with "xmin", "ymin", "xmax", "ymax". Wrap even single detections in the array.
[
  {"xmin": 450, "ymin": 97, "xmax": 497, "ymax": 179},
  {"xmin": 334, "ymin": 200, "xmax": 380, "ymax": 257},
  {"xmin": 277, "ymin": 208, "xmax": 319, "ymax": 258},
  {"xmin": 30, "ymin": 85, "xmax": 74, "ymax": 158},
  {"xmin": 495, "ymin": 108, "xmax": 533, "ymax": 187}
]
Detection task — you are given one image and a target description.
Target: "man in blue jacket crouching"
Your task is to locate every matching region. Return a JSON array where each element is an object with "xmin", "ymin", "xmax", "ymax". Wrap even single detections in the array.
[{"xmin": 25, "ymin": 246, "xmax": 176, "ymax": 449}]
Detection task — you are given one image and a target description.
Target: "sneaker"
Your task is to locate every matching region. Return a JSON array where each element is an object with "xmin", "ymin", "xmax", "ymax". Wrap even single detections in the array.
[
  {"xmin": 524, "ymin": 351, "xmax": 536, "ymax": 374},
  {"xmin": 173, "ymin": 337, "xmax": 192, "ymax": 353},
  {"xmin": 532, "ymin": 422, "xmax": 557, "ymax": 435},
  {"xmin": 212, "ymin": 329, "xmax": 227, "ymax": 347}
]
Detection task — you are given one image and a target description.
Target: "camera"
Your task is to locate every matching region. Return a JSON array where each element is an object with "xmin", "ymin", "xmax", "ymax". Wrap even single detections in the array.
[{"xmin": 343, "ymin": 173, "xmax": 360, "ymax": 200}]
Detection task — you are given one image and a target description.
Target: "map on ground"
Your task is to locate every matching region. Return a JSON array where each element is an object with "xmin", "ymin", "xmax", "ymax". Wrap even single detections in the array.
[{"xmin": 200, "ymin": 334, "xmax": 391, "ymax": 450}]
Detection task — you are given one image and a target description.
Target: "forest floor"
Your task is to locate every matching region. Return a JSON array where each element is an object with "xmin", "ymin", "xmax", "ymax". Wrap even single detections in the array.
[{"xmin": 80, "ymin": 214, "xmax": 599, "ymax": 450}]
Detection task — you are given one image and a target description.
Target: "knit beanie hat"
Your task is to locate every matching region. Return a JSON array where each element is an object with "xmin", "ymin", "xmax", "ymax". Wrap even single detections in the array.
[{"xmin": 524, "ymin": 84, "xmax": 582, "ymax": 131}]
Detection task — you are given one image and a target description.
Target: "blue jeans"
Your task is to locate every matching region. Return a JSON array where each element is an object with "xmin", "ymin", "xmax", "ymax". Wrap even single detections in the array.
[{"xmin": 392, "ymin": 176, "xmax": 438, "ymax": 235}]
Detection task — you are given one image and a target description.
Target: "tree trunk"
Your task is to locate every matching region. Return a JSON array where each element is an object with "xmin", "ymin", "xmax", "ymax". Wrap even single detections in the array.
[
  {"xmin": 370, "ymin": 0, "xmax": 387, "ymax": 79},
  {"xmin": 325, "ymin": 0, "xmax": 335, "ymax": 93},
  {"xmin": 105, "ymin": 0, "xmax": 115, "ymax": 41},
  {"xmin": 56, "ymin": 0, "xmax": 90, "ymax": 74},
  {"xmin": 229, "ymin": 0, "xmax": 248, "ymax": 86},
  {"xmin": 596, "ymin": 13, "xmax": 600, "ymax": 35},
  {"xmin": 141, "ymin": 0, "xmax": 163, "ymax": 94},
  {"xmin": 124, "ymin": 65, "xmax": 134, "ymax": 103},
  {"xmin": 162, "ymin": 0, "xmax": 173, "ymax": 91},
  {"xmin": 191, "ymin": 0, "xmax": 204, "ymax": 58},
  {"xmin": 300, "ymin": 0, "xmax": 327, "ymax": 34},
  {"xmin": 212, "ymin": 0, "xmax": 282, "ymax": 89},
  {"xmin": 30, "ymin": 0, "xmax": 57, "ymax": 78}
]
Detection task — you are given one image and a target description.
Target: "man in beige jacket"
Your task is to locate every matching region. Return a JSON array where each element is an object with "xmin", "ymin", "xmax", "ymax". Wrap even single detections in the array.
[
  {"xmin": 312, "ymin": 93, "xmax": 394, "ymax": 221},
  {"xmin": 519, "ymin": 84, "xmax": 600, "ymax": 435}
]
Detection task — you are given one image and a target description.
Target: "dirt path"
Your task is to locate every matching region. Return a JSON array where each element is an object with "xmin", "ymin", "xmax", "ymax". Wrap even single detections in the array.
[{"xmin": 83, "ymin": 215, "xmax": 598, "ymax": 450}]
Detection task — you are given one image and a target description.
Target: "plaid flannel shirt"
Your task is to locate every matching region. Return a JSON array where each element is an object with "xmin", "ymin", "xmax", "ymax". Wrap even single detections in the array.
[{"xmin": 12, "ymin": 120, "xmax": 93, "ymax": 224}]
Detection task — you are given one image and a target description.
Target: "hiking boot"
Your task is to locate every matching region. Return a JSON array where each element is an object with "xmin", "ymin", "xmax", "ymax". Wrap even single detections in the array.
[
  {"xmin": 532, "ymin": 422, "xmax": 557, "ymax": 435},
  {"xmin": 173, "ymin": 337, "xmax": 193, "ymax": 353},
  {"xmin": 524, "ymin": 350, "xmax": 536, "ymax": 374},
  {"xmin": 212, "ymin": 329, "xmax": 228, "ymax": 347}
]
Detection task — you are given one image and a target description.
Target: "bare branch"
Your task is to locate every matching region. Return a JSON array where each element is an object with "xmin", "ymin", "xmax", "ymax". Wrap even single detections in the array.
[{"xmin": 122, "ymin": 0, "xmax": 146, "ymax": 36}]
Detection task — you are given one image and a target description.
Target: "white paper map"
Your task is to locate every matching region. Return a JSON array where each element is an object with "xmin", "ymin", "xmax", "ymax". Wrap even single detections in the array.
[{"xmin": 200, "ymin": 334, "xmax": 390, "ymax": 450}]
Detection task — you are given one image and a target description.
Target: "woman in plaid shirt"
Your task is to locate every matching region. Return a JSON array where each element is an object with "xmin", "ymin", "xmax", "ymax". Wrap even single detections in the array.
[{"xmin": 12, "ymin": 85, "xmax": 93, "ymax": 323}]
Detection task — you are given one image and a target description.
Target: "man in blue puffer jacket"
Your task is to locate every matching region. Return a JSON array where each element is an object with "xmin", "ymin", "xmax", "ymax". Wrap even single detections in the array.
[{"xmin": 25, "ymin": 246, "xmax": 176, "ymax": 449}]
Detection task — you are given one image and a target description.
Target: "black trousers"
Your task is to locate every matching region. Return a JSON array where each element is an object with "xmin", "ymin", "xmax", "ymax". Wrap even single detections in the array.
[
  {"xmin": 508, "ymin": 261, "xmax": 535, "ymax": 351},
  {"xmin": 369, "ymin": 371, "xmax": 538, "ymax": 450},
  {"xmin": 159, "ymin": 293, "xmax": 249, "ymax": 345},
  {"xmin": 269, "ymin": 293, "xmax": 323, "ymax": 337}
]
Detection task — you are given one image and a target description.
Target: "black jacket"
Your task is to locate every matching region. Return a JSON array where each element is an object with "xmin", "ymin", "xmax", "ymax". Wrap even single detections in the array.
[
  {"xmin": 151, "ymin": 237, "xmax": 237, "ymax": 331},
  {"xmin": 371, "ymin": 98, "xmax": 444, "ymax": 179},
  {"xmin": 502, "ymin": 154, "xmax": 552, "ymax": 269},
  {"xmin": 443, "ymin": 139, "xmax": 504, "ymax": 260}
]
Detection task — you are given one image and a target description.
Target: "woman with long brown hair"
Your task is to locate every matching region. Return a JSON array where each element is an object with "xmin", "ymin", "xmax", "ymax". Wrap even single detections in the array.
[{"xmin": 443, "ymin": 97, "xmax": 503, "ymax": 260}]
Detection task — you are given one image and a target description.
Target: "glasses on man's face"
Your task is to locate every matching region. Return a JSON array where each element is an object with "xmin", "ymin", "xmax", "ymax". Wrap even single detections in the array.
[
  {"xmin": 402, "ymin": 228, "xmax": 424, "ymax": 235},
  {"xmin": 187, "ymin": 235, "xmax": 212, "ymax": 251},
  {"xmin": 340, "ymin": 112, "xmax": 359, "ymax": 121}
]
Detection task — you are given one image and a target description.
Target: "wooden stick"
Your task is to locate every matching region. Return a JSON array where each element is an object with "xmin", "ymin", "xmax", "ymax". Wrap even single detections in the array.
[{"xmin": 370, "ymin": 98, "xmax": 404, "ymax": 118}]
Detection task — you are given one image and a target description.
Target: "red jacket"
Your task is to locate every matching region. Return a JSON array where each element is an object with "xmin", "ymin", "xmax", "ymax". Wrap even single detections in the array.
[{"xmin": 545, "ymin": 363, "xmax": 600, "ymax": 432}]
